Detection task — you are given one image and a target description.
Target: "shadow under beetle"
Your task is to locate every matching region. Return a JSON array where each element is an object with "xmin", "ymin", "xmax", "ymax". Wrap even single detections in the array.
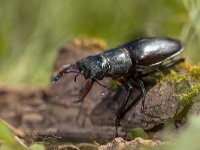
[{"xmin": 53, "ymin": 37, "xmax": 185, "ymax": 136}]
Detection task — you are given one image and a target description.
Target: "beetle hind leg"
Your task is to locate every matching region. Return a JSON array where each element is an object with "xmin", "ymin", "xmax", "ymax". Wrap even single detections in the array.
[
  {"xmin": 140, "ymin": 58, "xmax": 185, "ymax": 78},
  {"xmin": 114, "ymin": 58, "xmax": 184, "ymax": 135},
  {"xmin": 161, "ymin": 58, "xmax": 185, "ymax": 72}
]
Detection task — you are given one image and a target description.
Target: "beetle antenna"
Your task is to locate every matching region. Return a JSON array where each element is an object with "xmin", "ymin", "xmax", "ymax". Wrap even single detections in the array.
[
  {"xmin": 94, "ymin": 79, "xmax": 107, "ymax": 89},
  {"xmin": 74, "ymin": 73, "xmax": 81, "ymax": 82},
  {"xmin": 94, "ymin": 79, "xmax": 108, "ymax": 96}
]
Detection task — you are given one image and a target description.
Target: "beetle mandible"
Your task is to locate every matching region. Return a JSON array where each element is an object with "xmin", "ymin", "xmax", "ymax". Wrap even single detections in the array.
[{"xmin": 53, "ymin": 37, "xmax": 184, "ymax": 135}]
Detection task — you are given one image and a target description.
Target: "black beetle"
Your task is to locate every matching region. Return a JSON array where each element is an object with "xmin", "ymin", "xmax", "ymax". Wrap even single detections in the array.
[{"xmin": 53, "ymin": 37, "xmax": 184, "ymax": 135}]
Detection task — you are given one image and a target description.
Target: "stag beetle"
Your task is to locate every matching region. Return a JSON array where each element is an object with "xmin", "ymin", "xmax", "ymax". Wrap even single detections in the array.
[{"xmin": 53, "ymin": 37, "xmax": 184, "ymax": 136}]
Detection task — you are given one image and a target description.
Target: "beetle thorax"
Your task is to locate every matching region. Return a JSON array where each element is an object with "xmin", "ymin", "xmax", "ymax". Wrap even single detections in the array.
[
  {"xmin": 76, "ymin": 48, "xmax": 133, "ymax": 80},
  {"xmin": 101, "ymin": 48, "xmax": 133, "ymax": 78}
]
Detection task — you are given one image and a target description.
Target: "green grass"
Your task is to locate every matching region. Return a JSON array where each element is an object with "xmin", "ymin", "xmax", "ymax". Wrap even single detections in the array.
[
  {"xmin": 0, "ymin": 119, "xmax": 45, "ymax": 150},
  {"xmin": 0, "ymin": 0, "xmax": 199, "ymax": 86}
]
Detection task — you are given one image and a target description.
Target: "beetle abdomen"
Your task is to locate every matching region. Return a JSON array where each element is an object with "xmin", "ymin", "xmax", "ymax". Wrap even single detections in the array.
[{"xmin": 121, "ymin": 37, "xmax": 184, "ymax": 66}]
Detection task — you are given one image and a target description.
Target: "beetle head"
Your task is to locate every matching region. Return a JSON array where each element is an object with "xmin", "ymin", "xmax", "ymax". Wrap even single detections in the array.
[
  {"xmin": 76, "ymin": 55, "xmax": 110, "ymax": 80},
  {"xmin": 52, "ymin": 63, "xmax": 95, "ymax": 102},
  {"xmin": 52, "ymin": 57, "xmax": 108, "ymax": 103}
]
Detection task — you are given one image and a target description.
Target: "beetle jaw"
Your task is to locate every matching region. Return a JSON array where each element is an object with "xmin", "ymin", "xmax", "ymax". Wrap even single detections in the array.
[{"xmin": 52, "ymin": 64, "xmax": 81, "ymax": 84}]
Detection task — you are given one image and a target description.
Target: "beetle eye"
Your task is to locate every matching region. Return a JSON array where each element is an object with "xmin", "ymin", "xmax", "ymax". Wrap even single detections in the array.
[
  {"xmin": 79, "ymin": 67, "xmax": 84, "ymax": 74},
  {"xmin": 78, "ymin": 66, "xmax": 91, "ymax": 79},
  {"xmin": 84, "ymin": 69, "xmax": 91, "ymax": 78}
]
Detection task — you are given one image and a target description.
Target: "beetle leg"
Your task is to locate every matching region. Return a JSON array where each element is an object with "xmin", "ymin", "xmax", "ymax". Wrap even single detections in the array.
[
  {"xmin": 160, "ymin": 58, "xmax": 185, "ymax": 71},
  {"xmin": 74, "ymin": 78, "xmax": 94, "ymax": 103},
  {"xmin": 121, "ymin": 79, "xmax": 146, "ymax": 113},
  {"xmin": 140, "ymin": 58, "xmax": 185, "ymax": 77},
  {"xmin": 135, "ymin": 79, "xmax": 146, "ymax": 113},
  {"xmin": 137, "ymin": 58, "xmax": 184, "ymax": 111},
  {"xmin": 122, "ymin": 58, "xmax": 184, "ymax": 115},
  {"xmin": 115, "ymin": 81, "xmax": 133, "ymax": 137},
  {"xmin": 115, "ymin": 79, "xmax": 145, "ymax": 136},
  {"xmin": 118, "ymin": 79, "xmax": 146, "ymax": 120},
  {"xmin": 129, "ymin": 79, "xmax": 146, "ymax": 113},
  {"xmin": 52, "ymin": 64, "xmax": 81, "ymax": 84}
]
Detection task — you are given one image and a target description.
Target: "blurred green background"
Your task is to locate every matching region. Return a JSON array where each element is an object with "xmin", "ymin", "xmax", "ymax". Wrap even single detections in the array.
[{"xmin": 0, "ymin": 0, "xmax": 199, "ymax": 87}]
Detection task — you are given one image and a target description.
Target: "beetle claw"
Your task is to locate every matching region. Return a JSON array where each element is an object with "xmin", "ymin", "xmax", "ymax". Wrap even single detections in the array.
[
  {"xmin": 52, "ymin": 64, "xmax": 80, "ymax": 84},
  {"xmin": 74, "ymin": 78, "xmax": 94, "ymax": 103}
]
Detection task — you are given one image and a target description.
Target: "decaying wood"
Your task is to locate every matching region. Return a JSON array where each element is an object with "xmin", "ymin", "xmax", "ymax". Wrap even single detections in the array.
[
  {"xmin": 0, "ymin": 38, "xmax": 200, "ymax": 143},
  {"xmin": 57, "ymin": 137, "xmax": 164, "ymax": 150},
  {"xmin": 57, "ymin": 137, "xmax": 163, "ymax": 150},
  {"xmin": 98, "ymin": 137, "xmax": 164, "ymax": 150}
]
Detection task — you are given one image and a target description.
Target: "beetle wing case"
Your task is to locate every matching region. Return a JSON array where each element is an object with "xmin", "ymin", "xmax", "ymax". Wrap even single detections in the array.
[{"xmin": 120, "ymin": 37, "xmax": 184, "ymax": 67}]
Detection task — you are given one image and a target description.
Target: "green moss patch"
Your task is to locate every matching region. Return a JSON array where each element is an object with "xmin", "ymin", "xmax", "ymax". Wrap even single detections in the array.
[
  {"xmin": 130, "ymin": 128, "xmax": 149, "ymax": 139},
  {"xmin": 180, "ymin": 84, "xmax": 200, "ymax": 102}
]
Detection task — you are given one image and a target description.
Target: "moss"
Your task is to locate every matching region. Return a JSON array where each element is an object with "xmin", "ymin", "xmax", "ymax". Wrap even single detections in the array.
[
  {"xmin": 110, "ymin": 80, "xmax": 119, "ymax": 89},
  {"xmin": 179, "ymin": 62, "xmax": 200, "ymax": 81},
  {"xmin": 160, "ymin": 61, "xmax": 200, "ymax": 98},
  {"xmin": 180, "ymin": 84, "xmax": 200, "ymax": 102},
  {"xmin": 159, "ymin": 63, "xmax": 200, "ymax": 110},
  {"xmin": 161, "ymin": 69, "xmax": 189, "ymax": 84},
  {"xmin": 169, "ymin": 70, "xmax": 188, "ymax": 82},
  {"xmin": 174, "ymin": 102, "xmax": 193, "ymax": 121},
  {"xmin": 189, "ymin": 64, "xmax": 200, "ymax": 81},
  {"xmin": 130, "ymin": 128, "xmax": 149, "ymax": 139},
  {"xmin": 174, "ymin": 80, "xmax": 191, "ymax": 94},
  {"xmin": 142, "ymin": 62, "xmax": 200, "ymax": 132}
]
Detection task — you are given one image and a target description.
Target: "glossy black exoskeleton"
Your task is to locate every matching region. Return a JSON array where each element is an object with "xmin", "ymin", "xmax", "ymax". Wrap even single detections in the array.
[{"xmin": 53, "ymin": 37, "xmax": 185, "ymax": 136}]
